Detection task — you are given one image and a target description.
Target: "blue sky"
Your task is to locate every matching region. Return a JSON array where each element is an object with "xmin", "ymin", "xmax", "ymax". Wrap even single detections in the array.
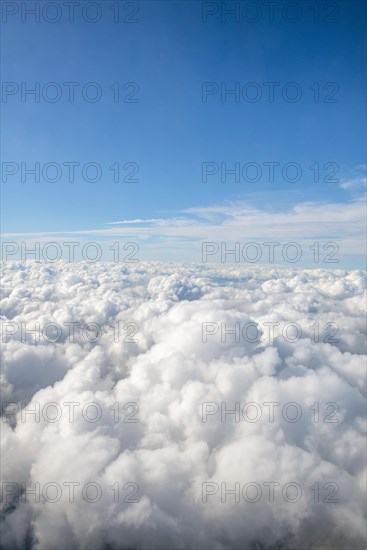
[{"xmin": 1, "ymin": 0, "xmax": 366, "ymax": 266}]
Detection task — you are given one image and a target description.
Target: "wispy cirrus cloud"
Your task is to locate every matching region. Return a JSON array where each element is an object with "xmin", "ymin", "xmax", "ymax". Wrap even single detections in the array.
[
  {"xmin": 2, "ymin": 197, "xmax": 365, "ymax": 238},
  {"xmin": 339, "ymin": 177, "xmax": 367, "ymax": 191},
  {"xmin": 1, "ymin": 197, "xmax": 366, "ymax": 265}
]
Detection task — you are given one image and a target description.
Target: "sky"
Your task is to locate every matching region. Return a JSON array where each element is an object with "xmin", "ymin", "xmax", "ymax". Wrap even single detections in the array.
[
  {"xmin": 1, "ymin": 0, "xmax": 366, "ymax": 266},
  {"xmin": 1, "ymin": 5, "xmax": 367, "ymax": 548}
]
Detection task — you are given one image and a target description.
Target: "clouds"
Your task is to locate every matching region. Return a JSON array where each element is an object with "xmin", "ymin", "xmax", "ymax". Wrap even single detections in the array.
[
  {"xmin": 1, "ymin": 262, "xmax": 366, "ymax": 549},
  {"xmin": 2, "ymin": 195, "xmax": 366, "ymax": 266}
]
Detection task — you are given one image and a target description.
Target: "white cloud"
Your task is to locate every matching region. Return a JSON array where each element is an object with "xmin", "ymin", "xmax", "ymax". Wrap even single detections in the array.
[
  {"xmin": 339, "ymin": 177, "xmax": 367, "ymax": 190},
  {"xmin": 1, "ymin": 198, "xmax": 364, "ymax": 242},
  {"xmin": 1, "ymin": 198, "xmax": 366, "ymax": 266},
  {"xmin": 0, "ymin": 262, "xmax": 366, "ymax": 549}
]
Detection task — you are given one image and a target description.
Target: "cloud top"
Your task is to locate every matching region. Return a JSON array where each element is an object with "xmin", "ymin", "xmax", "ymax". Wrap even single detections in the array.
[{"xmin": 1, "ymin": 262, "xmax": 366, "ymax": 549}]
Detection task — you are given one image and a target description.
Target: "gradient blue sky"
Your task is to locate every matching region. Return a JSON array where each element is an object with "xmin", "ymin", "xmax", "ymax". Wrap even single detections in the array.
[{"xmin": 1, "ymin": 0, "xmax": 366, "ymax": 265}]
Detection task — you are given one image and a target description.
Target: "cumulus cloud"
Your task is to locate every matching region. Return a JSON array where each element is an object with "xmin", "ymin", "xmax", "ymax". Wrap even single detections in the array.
[{"xmin": 0, "ymin": 262, "xmax": 366, "ymax": 549}]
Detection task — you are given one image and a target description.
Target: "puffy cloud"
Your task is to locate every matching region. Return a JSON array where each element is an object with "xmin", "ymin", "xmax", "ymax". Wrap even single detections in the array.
[{"xmin": 0, "ymin": 262, "xmax": 366, "ymax": 549}]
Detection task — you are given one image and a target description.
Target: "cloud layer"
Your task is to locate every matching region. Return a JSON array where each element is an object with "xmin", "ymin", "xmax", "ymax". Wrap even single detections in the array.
[
  {"xmin": 2, "ymin": 196, "xmax": 366, "ymax": 266},
  {"xmin": 1, "ymin": 262, "xmax": 366, "ymax": 549}
]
